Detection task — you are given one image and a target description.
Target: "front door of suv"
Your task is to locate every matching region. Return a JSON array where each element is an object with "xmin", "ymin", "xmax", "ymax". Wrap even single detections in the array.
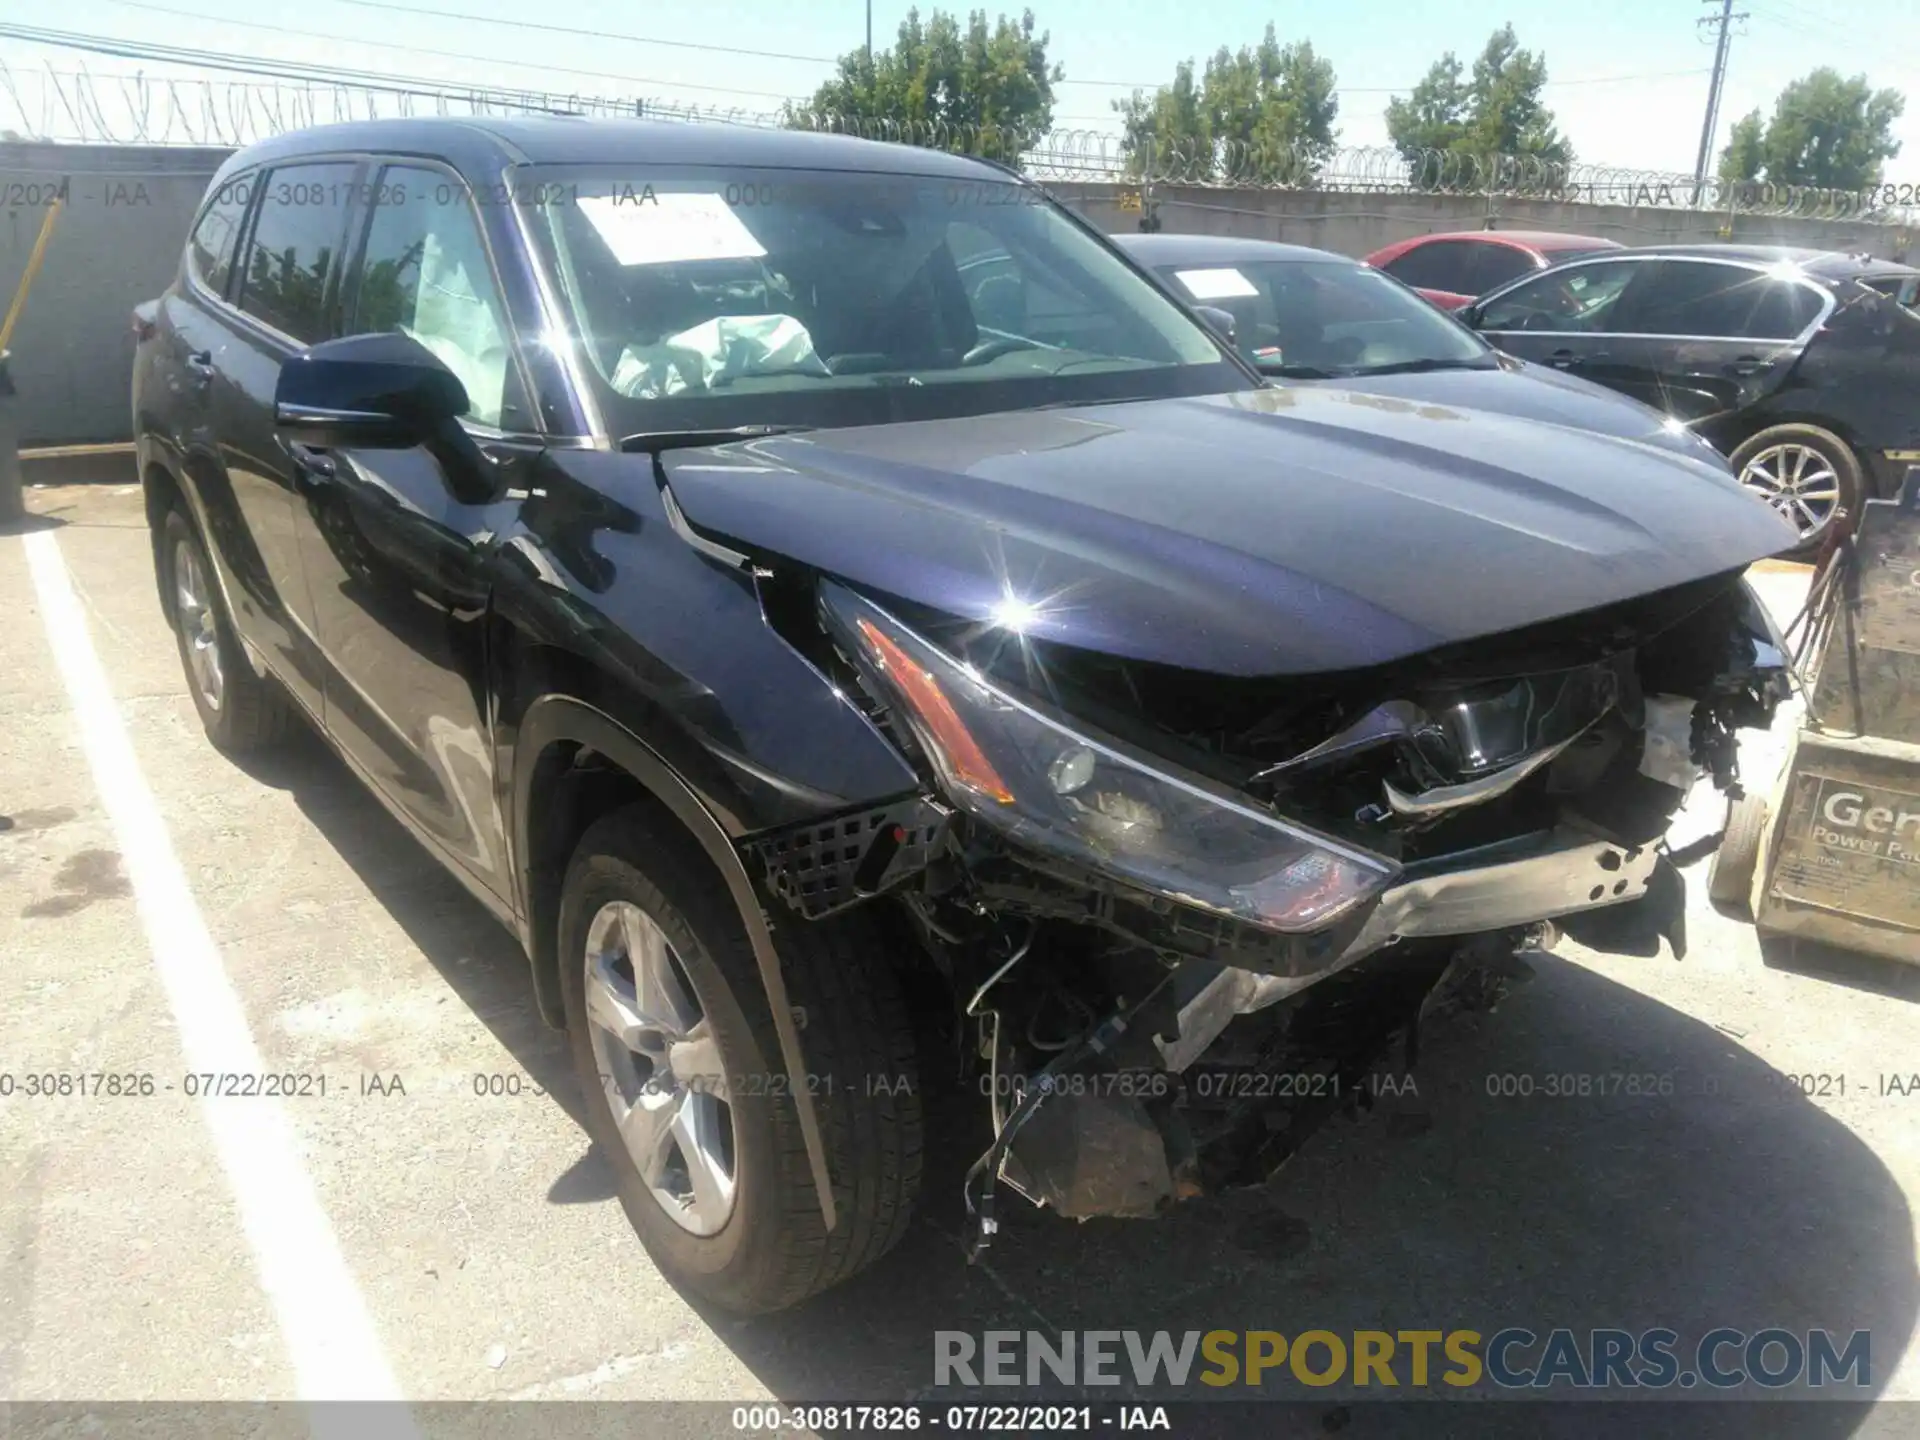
[{"xmin": 291, "ymin": 163, "xmax": 532, "ymax": 908}]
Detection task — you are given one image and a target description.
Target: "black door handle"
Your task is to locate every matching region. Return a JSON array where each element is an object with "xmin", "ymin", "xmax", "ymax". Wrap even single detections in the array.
[
  {"xmin": 286, "ymin": 441, "xmax": 337, "ymax": 480},
  {"xmin": 185, "ymin": 350, "xmax": 216, "ymax": 383},
  {"xmin": 1727, "ymin": 355, "xmax": 1775, "ymax": 376},
  {"xmin": 1547, "ymin": 348, "xmax": 1580, "ymax": 368}
]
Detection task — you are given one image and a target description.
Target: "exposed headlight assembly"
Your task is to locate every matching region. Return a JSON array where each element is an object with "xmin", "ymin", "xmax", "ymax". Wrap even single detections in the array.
[{"xmin": 820, "ymin": 582, "xmax": 1399, "ymax": 934}]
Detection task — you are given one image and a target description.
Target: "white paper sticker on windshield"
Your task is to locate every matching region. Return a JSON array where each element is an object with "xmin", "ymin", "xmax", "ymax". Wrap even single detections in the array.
[
  {"xmin": 577, "ymin": 192, "xmax": 768, "ymax": 267},
  {"xmin": 1174, "ymin": 267, "xmax": 1259, "ymax": 300}
]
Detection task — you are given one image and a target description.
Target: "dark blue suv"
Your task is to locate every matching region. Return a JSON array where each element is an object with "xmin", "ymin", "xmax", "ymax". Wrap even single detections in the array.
[{"xmin": 134, "ymin": 116, "xmax": 1794, "ymax": 1313}]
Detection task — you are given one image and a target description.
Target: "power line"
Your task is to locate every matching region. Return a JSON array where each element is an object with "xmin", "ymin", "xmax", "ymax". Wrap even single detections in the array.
[
  {"xmin": 0, "ymin": 24, "xmax": 623, "ymax": 101},
  {"xmin": 87, "ymin": 0, "xmax": 801, "ymax": 100},
  {"xmin": 1751, "ymin": 0, "xmax": 1851, "ymax": 39},
  {"xmin": 310, "ymin": 0, "xmax": 839, "ymax": 65}
]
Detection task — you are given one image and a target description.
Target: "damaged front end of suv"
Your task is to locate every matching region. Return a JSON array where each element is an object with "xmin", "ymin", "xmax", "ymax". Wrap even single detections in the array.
[{"xmin": 728, "ymin": 500, "xmax": 1791, "ymax": 1250}]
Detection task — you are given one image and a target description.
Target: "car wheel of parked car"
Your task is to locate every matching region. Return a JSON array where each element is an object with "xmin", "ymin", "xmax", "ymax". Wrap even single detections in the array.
[
  {"xmin": 161, "ymin": 507, "xmax": 294, "ymax": 753},
  {"xmin": 559, "ymin": 803, "xmax": 922, "ymax": 1314},
  {"xmin": 1728, "ymin": 425, "xmax": 1861, "ymax": 553}
]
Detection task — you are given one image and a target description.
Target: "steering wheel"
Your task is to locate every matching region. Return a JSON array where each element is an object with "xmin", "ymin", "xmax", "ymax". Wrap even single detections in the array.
[{"xmin": 962, "ymin": 335, "xmax": 1039, "ymax": 366}]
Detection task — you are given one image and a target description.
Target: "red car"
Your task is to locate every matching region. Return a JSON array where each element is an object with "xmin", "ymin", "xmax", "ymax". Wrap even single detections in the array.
[{"xmin": 1364, "ymin": 230, "xmax": 1622, "ymax": 311}]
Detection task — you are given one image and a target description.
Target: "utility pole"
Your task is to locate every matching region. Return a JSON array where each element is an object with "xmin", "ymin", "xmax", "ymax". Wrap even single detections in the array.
[
  {"xmin": 1692, "ymin": 0, "xmax": 1748, "ymax": 191},
  {"xmin": 866, "ymin": 0, "xmax": 873, "ymax": 68}
]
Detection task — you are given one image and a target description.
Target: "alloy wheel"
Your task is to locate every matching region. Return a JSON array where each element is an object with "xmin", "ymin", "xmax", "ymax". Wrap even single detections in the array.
[
  {"xmin": 173, "ymin": 538, "xmax": 225, "ymax": 712},
  {"xmin": 583, "ymin": 900, "xmax": 737, "ymax": 1236},
  {"xmin": 1737, "ymin": 442, "xmax": 1842, "ymax": 539}
]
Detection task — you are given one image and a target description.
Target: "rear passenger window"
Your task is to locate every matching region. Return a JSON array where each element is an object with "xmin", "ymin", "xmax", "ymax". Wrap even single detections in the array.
[
  {"xmin": 1623, "ymin": 261, "xmax": 1821, "ymax": 340},
  {"xmin": 1466, "ymin": 245, "xmax": 1536, "ymax": 294},
  {"xmin": 237, "ymin": 163, "xmax": 357, "ymax": 344},
  {"xmin": 1380, "ymin": 241, "xmax": 1479, "ymax": 294},
  {"xmin": 348, "ymin": 166, "xmax": 525, "ymax": 430},
  {"xmin": 188, "ymin": 177, "xmax": 251, "ymax": 298}
]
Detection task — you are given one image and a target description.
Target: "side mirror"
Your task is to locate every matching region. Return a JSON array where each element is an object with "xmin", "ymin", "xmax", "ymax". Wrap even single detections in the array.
[
  {"xmin": 275, "ymin": 332, "xmax": 469, "ymax": 450},
  {"xmin": 1456, "ymin": 302, "xmax": 1482, "ymax": 328},
  {"xmin": 1194, "ymin": 305, "xmax": 1238, "ymax": 344}
]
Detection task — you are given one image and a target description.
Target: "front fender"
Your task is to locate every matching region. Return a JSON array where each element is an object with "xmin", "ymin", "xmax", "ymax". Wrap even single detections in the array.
[{"xmin": 508, "ymin": 695, "xmax": 841, "ymax": 1232}]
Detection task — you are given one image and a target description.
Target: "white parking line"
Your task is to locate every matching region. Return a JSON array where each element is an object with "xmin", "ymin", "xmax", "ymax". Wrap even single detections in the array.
[{"xmin": 23, "ymin": 530, "xmax": 416, "ymax": 1429}]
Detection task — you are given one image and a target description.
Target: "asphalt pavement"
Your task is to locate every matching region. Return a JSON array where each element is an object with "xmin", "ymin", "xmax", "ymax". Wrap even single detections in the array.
[{"xmin": 2, "ymin": 481, "xmax": 1916, "ymax": 1435}]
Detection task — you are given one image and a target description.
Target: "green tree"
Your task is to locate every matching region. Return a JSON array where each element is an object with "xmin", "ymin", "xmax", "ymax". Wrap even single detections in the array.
[
  {"xmin": 1717, "ymin": 109, "xmax": 1766, "ymax": 184},
  {"xmin": 786, "ymin": 8, "xmax": 1060, "ymax": 159},
  {"xmin": 1385, "ymin": 24, "xmax": 1572, "ymax": 171},
  {"xmin": 1114, "ymin": 26, "xmax": 1338, "ymax": 183},
  {"xmin": 1717, "ymin": 68, "xmax": 1904, "ymax": 190}
]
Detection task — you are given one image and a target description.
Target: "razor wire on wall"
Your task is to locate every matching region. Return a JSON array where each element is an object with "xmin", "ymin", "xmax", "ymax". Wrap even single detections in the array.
[{"xmin": 3, "ymin": 57, "xmax": 1916, "ymax": 225}]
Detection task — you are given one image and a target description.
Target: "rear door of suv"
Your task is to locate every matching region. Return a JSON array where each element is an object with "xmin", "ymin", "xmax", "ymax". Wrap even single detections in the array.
[
  {"xmin": 156, "ymin": 168, "xmax": 326, "ymax": 717},
  {"xmin": 209, "ymin": 159, "xmax": 364, "ymax": 715}
]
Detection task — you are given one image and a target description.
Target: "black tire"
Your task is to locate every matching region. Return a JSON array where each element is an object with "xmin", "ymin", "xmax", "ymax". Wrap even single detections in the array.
[
  {"xmin": 1727, "ymin": 424, "xmax": 1863, "ymax": 558},
  {"xmin": 559, "ymin": 804, "xmax": 922, "ymax": 1314},
  {"xmin": 1707, "ymin": 791, "xmax": 1769, "ymax": 920},
  {"xmin": 160, "ymin": 507, "xmax": 294, "ymax": 753}
]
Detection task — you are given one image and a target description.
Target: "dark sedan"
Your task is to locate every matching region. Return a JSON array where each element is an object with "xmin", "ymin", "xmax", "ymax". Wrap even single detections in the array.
[
  {"xmin": 1114, "ymin": 232, "xmax": 1729, "ymax": 465},
  {"xmin": 1457, "ymin": 243, "xmax": 1920, "ymax": 548}
]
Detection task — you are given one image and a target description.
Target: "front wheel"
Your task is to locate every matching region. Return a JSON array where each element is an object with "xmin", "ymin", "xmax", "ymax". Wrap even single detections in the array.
[
  {"xmin": 558, "ymin": 804, "xmax": 922, "ymax": 1314},
  {"xmin": 1728, "ymin": 424, "xmax": 1862, "ymax": 556}
]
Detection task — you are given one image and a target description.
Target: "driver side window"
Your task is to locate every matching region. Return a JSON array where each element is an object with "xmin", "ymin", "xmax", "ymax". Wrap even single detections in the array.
[
  {"xmin": 348, "ymin": 166, "xmax": 527, "ymax": 431},
  {"xmin": 1476, "ymin": 259, "xmax": 1645, "ymax": 334}
]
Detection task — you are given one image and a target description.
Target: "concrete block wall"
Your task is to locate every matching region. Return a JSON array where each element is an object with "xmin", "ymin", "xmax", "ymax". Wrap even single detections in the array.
[
  {"xmin": 1050, "ymin": 182, "xmax": 1916, "ymax": 263},
  {"xmin": 1, "ymin": 143, "xmax": 231, "ymax": 447}
]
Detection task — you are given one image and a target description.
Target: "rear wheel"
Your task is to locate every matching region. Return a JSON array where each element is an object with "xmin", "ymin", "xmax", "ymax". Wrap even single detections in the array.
[
  {"xmin": 161, "ymin": 507, "xmax": 293, "ymax": 753},
  {"xmin": 559, "ymin": 804, "xmax": 922, "ymax": 1314},
  {"xmin": 1728, "ymin": 424, "xmax": 1861, "ymax": 555}
]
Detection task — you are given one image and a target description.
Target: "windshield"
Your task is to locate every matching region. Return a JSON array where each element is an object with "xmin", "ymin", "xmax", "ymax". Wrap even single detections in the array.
[
  {"xmin": 521, "ymin": 166, "xmax": 1250, "ymax": 433},
  {"xmin": 1154, "ymin": 257, "xmax": 1493, "ymax": 378}
]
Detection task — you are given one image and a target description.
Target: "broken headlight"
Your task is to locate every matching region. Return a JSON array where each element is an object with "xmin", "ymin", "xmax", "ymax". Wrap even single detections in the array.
[{"xmin": 821, "ymin": 582, "xmax": 1398, "ymax": 933}]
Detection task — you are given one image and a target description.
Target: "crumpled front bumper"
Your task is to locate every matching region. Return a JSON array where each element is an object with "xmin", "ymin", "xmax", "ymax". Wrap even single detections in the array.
[{"xmin": 1337, "ymin": 826, "xmax": 1663, "ymax": 966}]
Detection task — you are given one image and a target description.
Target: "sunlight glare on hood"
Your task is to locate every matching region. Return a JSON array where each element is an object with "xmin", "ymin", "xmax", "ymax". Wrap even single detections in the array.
[{"xmin": 990, "ymin": 593, "xmax": 1045, "ymax": 634}]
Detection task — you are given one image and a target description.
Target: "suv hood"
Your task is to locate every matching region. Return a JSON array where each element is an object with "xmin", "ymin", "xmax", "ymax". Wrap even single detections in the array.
[{"xmin": 661, "ymin": 385, "xmax": 1797, "ymax": 676}]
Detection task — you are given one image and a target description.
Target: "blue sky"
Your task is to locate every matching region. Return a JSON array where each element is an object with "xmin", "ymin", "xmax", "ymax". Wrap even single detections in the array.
[{"xmin": 5, "ymin": 0, "xmax": 1918, "ymax": 179}]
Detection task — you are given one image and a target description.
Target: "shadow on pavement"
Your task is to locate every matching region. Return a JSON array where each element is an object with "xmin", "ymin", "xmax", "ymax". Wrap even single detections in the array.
[
  {"xmin": 229, "ymin": 724, "xmax": 590, "ymax": 1135},
  {"xmin": 229, "ymin": 729, "xmax": 1916, "ymax": 1433},
  {"xmin": 0, "ymin": 511, "xmax": 69, "ymax": 535},
  {"xmin": 727, "ymin": 951, "xmax": 1918, "ymax": 1428},
  {"xmin": 1760, "ymin": 937, "xmax": 1920, "ymax": 1005}
]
